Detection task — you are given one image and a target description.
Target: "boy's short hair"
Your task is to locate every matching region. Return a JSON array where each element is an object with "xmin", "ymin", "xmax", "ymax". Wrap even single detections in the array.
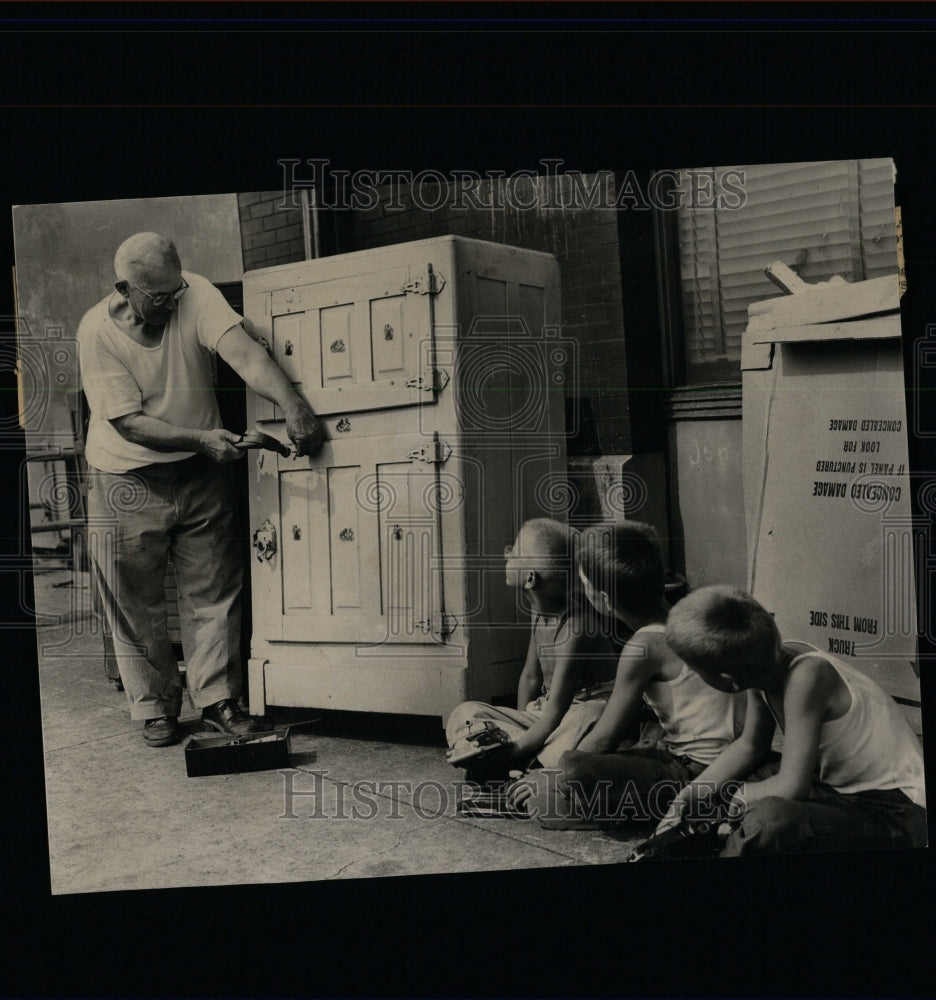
[
  {"xmin": 665, "ymin": 585, "xmax": 780, "ymax": 683},
  {"xmin": 515, "ymin": 518, "xmax": 578, "ymax": 584},
  {"xmin": 577, "ymin": 521, "xmax": 664, "ymax": 616}
]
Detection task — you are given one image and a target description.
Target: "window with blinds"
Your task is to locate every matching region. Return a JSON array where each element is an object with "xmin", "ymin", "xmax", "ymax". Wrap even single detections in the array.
[{"xmin": 674, "ymin": 159, "xmax": 898, "ymax": 385}]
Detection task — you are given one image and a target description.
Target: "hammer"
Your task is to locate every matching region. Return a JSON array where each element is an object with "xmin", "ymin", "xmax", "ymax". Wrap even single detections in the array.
[{"xmin": 234, "ymin": 429, "xmax": 292, "ymax": 458}]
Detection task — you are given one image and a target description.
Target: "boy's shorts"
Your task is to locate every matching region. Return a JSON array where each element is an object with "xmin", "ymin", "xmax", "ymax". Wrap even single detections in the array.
[
  {"xmin": 721, "ymin": 781, "xmax": 927, "ymax": 856},
  {"xmin": 522, "ymin": 744, "xmax": 706, "ymax": 829}
]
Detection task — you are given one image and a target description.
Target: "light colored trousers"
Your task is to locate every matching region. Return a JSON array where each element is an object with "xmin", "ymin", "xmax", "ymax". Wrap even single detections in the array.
[
  {"xmin": 86, "ymin": 455, "xmax": 243, "ymax": 720},
  {"xmin": 445, "ymin": 688, "xmax": 611, "ymax": 769}
]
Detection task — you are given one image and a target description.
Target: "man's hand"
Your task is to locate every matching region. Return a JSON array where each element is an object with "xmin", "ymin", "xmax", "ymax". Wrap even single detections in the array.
[
  {"xmin": 285, "ymin": 404, "xmax": 327, "ymax": 458},
  {"xmin": 199, "ymin": 428, "xmax": 246, "ymax": 463}
]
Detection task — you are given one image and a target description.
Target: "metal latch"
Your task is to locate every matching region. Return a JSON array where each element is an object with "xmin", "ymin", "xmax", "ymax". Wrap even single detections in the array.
[
  {"xmin": 414, "ymin": 612, "xmax": 458, "ymax": 637},
  {"xmin": 401, "ymin": 266, "xmax": 445, "ymax": 296},
  {"xmin": 252, "ymin": 520, "xmax": 277, "ymax": 562},
  {"xmin": 407, "ymin": 436, "xmax": 452, "ymax": 465},
  {"xmin": 403, "ymin": 368, "xmax": 450, "ymax": 393}
]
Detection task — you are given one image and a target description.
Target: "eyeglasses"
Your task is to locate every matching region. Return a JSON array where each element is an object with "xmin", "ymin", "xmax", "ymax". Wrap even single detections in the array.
[{"xmin": 125, "ymin": 276, "xmax": 189, "ymax": 307}]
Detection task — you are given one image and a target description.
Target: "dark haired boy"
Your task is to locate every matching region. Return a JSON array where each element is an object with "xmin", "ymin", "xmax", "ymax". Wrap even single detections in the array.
[
  {"xmin": 510, "ymin": 521, "xmax": 741, "ymax": 826},
  {"xmin": 660, "ymin": 585, "xmax": 927, "ymax": 855}
]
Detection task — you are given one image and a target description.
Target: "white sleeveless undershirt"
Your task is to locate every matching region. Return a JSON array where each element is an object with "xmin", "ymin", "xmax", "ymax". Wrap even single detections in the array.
[
  {"xmin": 773, "ymin": 647, "xmax": 926, "ymax": 808},
  {"xmin": 639, "ymin": 624, "xmax": 741, "ymax": 766}
]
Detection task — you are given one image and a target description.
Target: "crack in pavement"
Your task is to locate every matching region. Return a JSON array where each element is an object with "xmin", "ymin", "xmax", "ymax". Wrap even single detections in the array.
[{"xmin": 324, "ymin": 834, "xmax": 409, "ymax": 880}]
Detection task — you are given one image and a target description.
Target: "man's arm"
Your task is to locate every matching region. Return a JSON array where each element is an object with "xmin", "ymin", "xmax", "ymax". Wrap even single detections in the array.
[
  {"xmin": 656, "ymin": 689, "xmax": 775, "ymax": 832},
  {"xmin": 574, "ymin": 633, "xmax": 662, "ymax": 754},
  {"xmin": 111, "ymin": 413, "xmax": 244, "ymax": 463},
  {"xmin": 215, "ymin": 325, "xmax": 326, "ymax": 456}
]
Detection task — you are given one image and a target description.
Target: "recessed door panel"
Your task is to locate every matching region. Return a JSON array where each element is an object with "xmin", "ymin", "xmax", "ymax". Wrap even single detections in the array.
[
  {"xmin": 272, "ymin": 312, "xmax": 304, "ymax": 384},
  {"xmin": 377, "ymin": 460, "xmax": 437, "ymax": 642},
  {"xmin": 328, "ymin": 466, "xmax": 367, "ymax": 612},
  {"xmin": 280, "ymin": 468, "xmax": 330, "ymax": 616},
  {"xmin": 320, "ymin": 304, "xmax": 356, "ymax": 386},
  {"xmin": 370, "ymin": 295, "xmax": 409, "ymax": 381}
]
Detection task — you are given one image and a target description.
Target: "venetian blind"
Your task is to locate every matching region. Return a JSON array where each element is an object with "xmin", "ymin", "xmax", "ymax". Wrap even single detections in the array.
[{"xmin": 676, "ymin": 159, "xmax": 898, "ymax": 384}]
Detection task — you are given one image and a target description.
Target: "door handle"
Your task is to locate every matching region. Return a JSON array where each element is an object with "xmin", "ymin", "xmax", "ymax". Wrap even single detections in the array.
[{"xmin": 252, "ymin": 520, "xmax": 277, "ymax": 562}]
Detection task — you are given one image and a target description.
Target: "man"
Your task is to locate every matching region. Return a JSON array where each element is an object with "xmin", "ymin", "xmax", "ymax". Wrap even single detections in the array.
[{"xmin": 78, "ymin": 232, "xmax": 325, "ymax": 746}]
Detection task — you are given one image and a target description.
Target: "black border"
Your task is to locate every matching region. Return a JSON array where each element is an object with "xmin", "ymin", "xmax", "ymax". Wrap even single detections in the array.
[{"xmin": 3, "ymin": 5, "xmax": 935, "ymax": 997}]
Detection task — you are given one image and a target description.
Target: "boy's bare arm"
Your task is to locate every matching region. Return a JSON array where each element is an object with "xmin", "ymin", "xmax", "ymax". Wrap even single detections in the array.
[
  {"xmin": 740, "ymin": 657, "xmax": 837, "ymax": 805},
  {"xmin": 508, "ymin": 635, "xmax": 591, "ymax": 766},
  {"xmin": 657, "ymin": 690, "xmax": 774, "ymax": 831},
  {"xmin": 576, "ymin": 631, "xmax": 665, "ymax": 754},
  {"xmin": 516, "ymin": 634, "xmax": 543, "ymax": 711}
]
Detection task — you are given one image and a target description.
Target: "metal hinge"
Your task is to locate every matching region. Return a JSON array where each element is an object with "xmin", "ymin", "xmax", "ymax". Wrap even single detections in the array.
[
  {"xmin": 403, "ymin": 368, "xmax": 450, "ymax": 393},
  {"xmin": 407, "ymin": 436, "xmax": 452, "ymax": 465},
  {"xmin": 414, "ymin": 612, "xmax": 458, "ymax": 637},
  {"xmin": 401, "ymin": 266, "xmax": 445, "ymax": 296}
]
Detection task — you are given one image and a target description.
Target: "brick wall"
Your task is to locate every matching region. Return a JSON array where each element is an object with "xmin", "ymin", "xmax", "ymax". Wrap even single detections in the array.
[
  {"xmin": 237, "ymin": 191, "xmax": 305, "ymax": 272},
  {"xmin": 237, "ymin": 174, "xmax": 638, "ymax": 454}
]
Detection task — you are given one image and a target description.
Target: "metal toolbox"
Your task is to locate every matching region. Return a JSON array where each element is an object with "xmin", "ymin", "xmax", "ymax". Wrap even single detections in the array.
[{"xmin": 184, "ymin": 728, "xmax": 291, "ymax": 777}]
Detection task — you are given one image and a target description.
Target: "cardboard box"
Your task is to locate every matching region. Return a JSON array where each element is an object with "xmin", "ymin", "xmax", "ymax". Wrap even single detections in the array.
[
  {"xmin": 742, "ymin": 271, "xmax": 921, "ymax": 730},
  {"xmin": 184, "ymin": 728, "xmax": 291, "ymax": 777}
]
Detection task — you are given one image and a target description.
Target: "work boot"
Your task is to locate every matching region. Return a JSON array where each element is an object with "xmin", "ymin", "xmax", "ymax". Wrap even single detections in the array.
[
  {"xmin": 143, "ymin": 716, "xmax": 181, "ymax": 747},
  {"xmin": 201, "ymin": 699, "xmax": 262, "ymax": 737}
]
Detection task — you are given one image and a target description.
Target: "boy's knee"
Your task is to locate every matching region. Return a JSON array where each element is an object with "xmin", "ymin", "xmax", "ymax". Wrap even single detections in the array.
[
  {"xmin": 557, "ymin": 750, "xmax": 592, "ymax": 789},
  {"xmin": 525, "ymin": 768, "xmax": 589, "ymax": 828},
  {"xmin": 444, "ymin": 701, "xmax": 488, "ymax": 741},
  {"xmin": 741, "ymin": 796, "xmax": 794, "ymax": 831},
  {"xmin": 447, "ymin": 700, "xmax": 484, "ymax": 721},
  {"xmin": 722, "ymin": 796, "xmax": 801, "ymax": 856}
]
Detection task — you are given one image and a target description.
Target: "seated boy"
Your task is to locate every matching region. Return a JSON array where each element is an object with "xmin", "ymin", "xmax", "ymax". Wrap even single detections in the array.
[
  {"xmin": 509, "ymin": 521, "xmax": 742, "ymax": 827},
  {"xmin": 658, "ymin": 585, "xmax": 927, "ymax": 855},
  {"xmin": 445, "ymin": 518, "xmax": 619, "ymax": 783}
]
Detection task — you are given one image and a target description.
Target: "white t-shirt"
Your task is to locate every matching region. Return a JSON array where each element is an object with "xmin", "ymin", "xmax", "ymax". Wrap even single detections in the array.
[{"xmin": 77, "ymin": 272, "xmax": 242, "ymax": 472}]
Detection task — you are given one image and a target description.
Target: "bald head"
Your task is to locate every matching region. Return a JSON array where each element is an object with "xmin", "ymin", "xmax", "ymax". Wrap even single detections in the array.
[{"xmin": 113, "ymin": 232, "xmax": 181, "ymax": 284}]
